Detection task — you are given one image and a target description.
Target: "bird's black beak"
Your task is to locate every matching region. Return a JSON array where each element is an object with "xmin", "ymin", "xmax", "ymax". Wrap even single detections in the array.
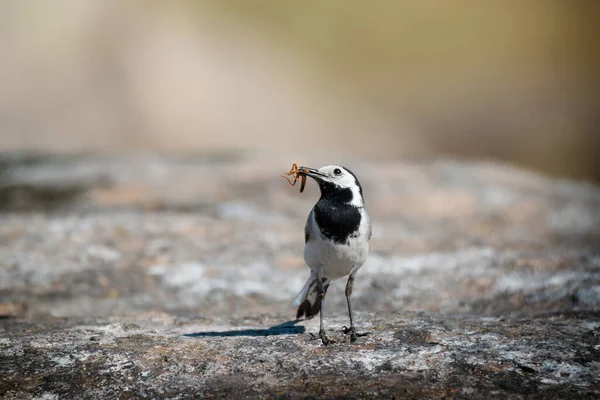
[{"xmin": 299, "ymin": 166, "xmax": 325, "ymax": 181}]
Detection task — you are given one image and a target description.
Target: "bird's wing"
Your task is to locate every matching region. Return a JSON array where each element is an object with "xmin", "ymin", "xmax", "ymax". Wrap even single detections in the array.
[
  {"xmin": 364, "ymin": 209, "xmax": 372, "ymax": 241},
  {"xmin": 304, "ymin": 208, "xmax": 315, "ymax": 243}
]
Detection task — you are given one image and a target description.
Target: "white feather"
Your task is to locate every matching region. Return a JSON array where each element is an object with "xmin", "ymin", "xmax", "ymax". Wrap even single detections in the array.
[{"xmin": 292, "ymin": 271, "xmax": 316, "ymax": 307}]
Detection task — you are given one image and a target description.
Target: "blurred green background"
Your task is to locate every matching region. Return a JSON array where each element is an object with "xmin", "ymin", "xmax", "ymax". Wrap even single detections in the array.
[{"xmin": 1, "ymin": 1, "xmax": 598, "ymax": 180}]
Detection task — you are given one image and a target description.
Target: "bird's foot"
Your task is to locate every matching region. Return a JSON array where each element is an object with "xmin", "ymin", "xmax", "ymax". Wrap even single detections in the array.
[
  {"xmin": 308, "ymin": 330, "xmax": 336, "ymax": 346},
  {"xmin": 319, "ymin": 330, "xmax": 335, "ymax": 346},
  {"xmin": 342, "ymin": 325, "xmax": 369, "ymax": 343}
]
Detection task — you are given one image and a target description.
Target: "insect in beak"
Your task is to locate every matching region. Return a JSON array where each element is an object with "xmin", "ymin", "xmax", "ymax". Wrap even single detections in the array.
[{"xmin": 281, "ymin": 163, "xmax": 308, "ymax": 193}]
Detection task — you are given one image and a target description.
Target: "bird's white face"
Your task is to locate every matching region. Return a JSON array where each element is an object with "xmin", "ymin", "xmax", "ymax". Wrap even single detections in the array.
[
  {"xmin": 317, "ymin": 165, "xmax": 359, "ymax": 190},
  {"xmin": 300, "ymin": 165, "xmax": 364, "ymax": 207}
]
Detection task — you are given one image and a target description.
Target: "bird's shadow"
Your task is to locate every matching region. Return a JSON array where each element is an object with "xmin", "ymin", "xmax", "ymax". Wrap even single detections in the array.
[{"xmin": 183, "ymin": 319, "xmax": 305, "ymax": 338}]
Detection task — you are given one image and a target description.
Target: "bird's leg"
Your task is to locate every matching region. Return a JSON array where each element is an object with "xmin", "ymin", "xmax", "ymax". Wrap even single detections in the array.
[
  {"xmin": 342, "ymin": 273, "xmax": 368, "ymax": 343},
  {"xmin": 316, "ymin": 274, "xmax": 335, "ymax": 346}
]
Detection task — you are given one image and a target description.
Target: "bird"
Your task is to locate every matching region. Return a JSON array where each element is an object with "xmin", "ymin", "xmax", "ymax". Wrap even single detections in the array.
[{"xmin": 292, "ymin": 165, "xmax": 371, "ymax": 345}]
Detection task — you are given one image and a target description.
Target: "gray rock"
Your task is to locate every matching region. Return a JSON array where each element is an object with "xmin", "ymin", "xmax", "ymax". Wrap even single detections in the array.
[
  {"xmin": 1, "ymin": 153, "xmax": 599, "ymax": 398},
  {"xmin": 2, "ymin": 312, "xmax": 599, "ymax": 399}
]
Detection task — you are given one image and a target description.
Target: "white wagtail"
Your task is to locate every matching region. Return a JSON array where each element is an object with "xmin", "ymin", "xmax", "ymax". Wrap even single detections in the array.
[{"xmin": 292, "ymin": 165, "xmax": 371, "ymax": 345}]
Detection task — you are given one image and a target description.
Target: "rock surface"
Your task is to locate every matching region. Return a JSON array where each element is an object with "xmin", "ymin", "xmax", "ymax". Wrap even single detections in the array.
[{"xmin": 1, "ymin": 153, "xmax": 599, "ymax": 398}]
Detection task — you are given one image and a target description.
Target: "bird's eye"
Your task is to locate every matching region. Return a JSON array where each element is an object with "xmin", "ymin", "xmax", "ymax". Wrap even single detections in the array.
[{"xmin": 333, "ymin": 168, "xmax": 342, "ymax": 176}]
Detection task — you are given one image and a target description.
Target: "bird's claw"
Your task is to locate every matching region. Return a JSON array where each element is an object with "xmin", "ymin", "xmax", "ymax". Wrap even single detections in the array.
[
  {"xmin": 341, "ymin": 325, "xmax": 369, "ymax": 343},
  {"xmin": 319, "ymin": 330, "xmax": 335, "ymax": 346},
  {"xmin": 309, "ymin": 331, "xmax": 336, "ymax": 346}
]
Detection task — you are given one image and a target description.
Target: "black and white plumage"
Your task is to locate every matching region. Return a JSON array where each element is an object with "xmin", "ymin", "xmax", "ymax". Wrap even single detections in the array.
[{"xmin": 292, "ymin": 165, "xmax": 371, "ymax": 345}]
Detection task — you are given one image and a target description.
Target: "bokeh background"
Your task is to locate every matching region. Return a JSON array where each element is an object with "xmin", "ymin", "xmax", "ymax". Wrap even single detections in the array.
[{"xmin": 1, "ymin": 0, "xmax": 598, "ymax": 181}]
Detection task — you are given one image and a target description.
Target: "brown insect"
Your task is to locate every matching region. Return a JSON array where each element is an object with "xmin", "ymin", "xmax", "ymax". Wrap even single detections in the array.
[{"xmin": 281, "ymin": 163, "xmax": 307, "ymax": 193}]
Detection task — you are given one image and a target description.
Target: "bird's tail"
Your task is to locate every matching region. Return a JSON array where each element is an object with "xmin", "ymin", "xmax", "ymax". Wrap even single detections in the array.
[{"xmin": 293, "ymin": 272, "xmax": 330, "ymax": 319}]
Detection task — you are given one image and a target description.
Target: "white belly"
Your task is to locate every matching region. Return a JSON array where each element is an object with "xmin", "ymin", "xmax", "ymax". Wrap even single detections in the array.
[{"xmin": 304, "ymin": 235, "xmax": 369, "ymax": 279}]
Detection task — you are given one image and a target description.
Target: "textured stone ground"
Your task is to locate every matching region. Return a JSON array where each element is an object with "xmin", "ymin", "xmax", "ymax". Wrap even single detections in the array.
[{"xmin": 1, "ymin": 153, "xmax": 599, "ymax": 398}]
